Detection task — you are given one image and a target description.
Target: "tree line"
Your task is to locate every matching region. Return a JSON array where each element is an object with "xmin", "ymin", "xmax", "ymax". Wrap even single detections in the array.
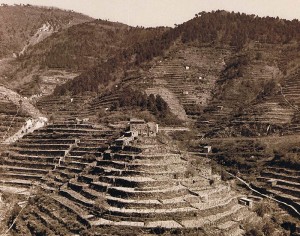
[{"xmin": 107, "ymin": 87, "xmax": 181, "ymax": 125}]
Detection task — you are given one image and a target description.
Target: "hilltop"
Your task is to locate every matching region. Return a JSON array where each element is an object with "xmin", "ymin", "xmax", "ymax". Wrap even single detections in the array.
[
  {"xmin": 0, "ymin": 4, "xmax": 94, "ymax": 95},
  {"xmin": 0, "ymin": 4, "xmax": 93, "ymax": 58},
  {"xmin": 0, "ymin": 6, "xmax": 168, "ymax": 95},
  {"xmin": 19, "ymin": 21, "xmax": 168, "ymax": 71}
]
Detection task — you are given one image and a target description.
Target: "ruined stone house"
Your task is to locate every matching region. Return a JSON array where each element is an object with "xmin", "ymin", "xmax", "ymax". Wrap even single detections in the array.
[{"xmin": 129, "ymin": 118, "xmax": 158, "ymax": 137}]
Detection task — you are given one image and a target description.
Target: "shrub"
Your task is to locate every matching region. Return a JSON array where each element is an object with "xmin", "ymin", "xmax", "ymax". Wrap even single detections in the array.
[
  {"xmin": 82, "ymin": 154, "xmax": 96, "ymax": 162},
  {"xmin": 255, "ymin": 202, "xmax": 272, "ymax": 217},
  {"xmin": 245, "ymin": 228, "xmax": 264, "ymax": 236},
  {"xmin": 262, "ymin": 222, "xmax": 275, "ymax": 236},
  {"xmin": 184, "ymin": 164, "xmax": 196, "ymax": 178}
]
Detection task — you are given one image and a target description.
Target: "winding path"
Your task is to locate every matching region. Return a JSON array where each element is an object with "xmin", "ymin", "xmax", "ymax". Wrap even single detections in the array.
[
  {"xmin": 227, "ymin": 171, "xmax": 300, "ymax": 218},
  {"xmin": 0, "ymin": 85, "xmax": 47, "ymax": 144}
]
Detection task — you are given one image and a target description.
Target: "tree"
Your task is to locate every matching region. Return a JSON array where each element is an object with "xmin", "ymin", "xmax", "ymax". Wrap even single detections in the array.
[{"xmin": 147, "ymin": 94, "xmax": 157, "ymax": 114}]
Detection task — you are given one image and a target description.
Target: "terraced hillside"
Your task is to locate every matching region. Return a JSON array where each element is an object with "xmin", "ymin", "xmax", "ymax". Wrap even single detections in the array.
[
  {"xmin": 194, "ymin": 42, "xmax": 300, "ymax": 137},
  {"xmin": 17, "ymin": 70, "xmax": 79, "ymax": 97},
  {"xmin": 227, "ymin": 67, "xmax": 300, "ymax": 137},
  {"xmin": 251, "ymin": 144, "xmax": 300, "ymax": 217},
  {"xmin": 63, "ymin": 41, "xmax": 300, "ymax": 137},
  {"xmin": 82, "ymin": 44, "xmax": 232, "ymax": 125},
  {"xmin": 36, "ymin": 94, "xmax": 95, "ymax": 122},
  {"xmin": 257, "ymin": 166, "xmax": 300, "ymax": 209},
  {"xmin": 0, "ymin": 84, "xmax": 50, "ymax": 146},
  {"xmin": 147, "ymin": 45, "xmax": 231, "ymax": 118},
  {"xmin": 1, "ymin": 9, "xmax": 300, "ymax": 235},
  {"xmin": 255, "ymin": 165, "xmax": 300, "ymax": 229},
  {"xmin": 0, "ymin": 119, "xmax": 116, "ymax": 188},
  {"xmin": 5, "ymin": 130, "xmax": 255, "ymax": 235},
  {"xmin": 281, "ymin": 68, "xmax": 300, "ymax": 134}
]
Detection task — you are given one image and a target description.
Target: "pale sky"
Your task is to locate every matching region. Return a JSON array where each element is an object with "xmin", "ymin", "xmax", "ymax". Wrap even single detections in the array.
[{"xmin": 0, "ymin": 0, "xmax": 299, "ymax": 27}]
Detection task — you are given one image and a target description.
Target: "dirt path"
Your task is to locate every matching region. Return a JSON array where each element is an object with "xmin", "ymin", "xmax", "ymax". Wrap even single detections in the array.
[
  {"xmin": 227, "ymin": 171, "xmax": 300, "ymax": 218},
  {"xmin": 0, "ymin": 85, "xmax": 47, "ymax": 144}
]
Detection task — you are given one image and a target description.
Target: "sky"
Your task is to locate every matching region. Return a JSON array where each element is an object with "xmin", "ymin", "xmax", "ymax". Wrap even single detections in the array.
[{"xmin": 0, "ymin": 0, "xmax": 299, "ymax": 27}]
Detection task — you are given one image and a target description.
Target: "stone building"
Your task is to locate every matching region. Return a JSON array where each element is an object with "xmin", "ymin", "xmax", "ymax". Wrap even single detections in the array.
[{"xmin": 129, "ymin": 118, "xmax": 158, "ymax": 137}]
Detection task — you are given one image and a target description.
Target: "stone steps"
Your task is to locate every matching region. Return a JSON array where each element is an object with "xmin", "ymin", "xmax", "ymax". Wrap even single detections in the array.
[
  {"xmin": 268, "ymin": 166, "xmax": 300, "ymax": 176},
  {"xmin": 0, "ymin": 178, "xmax": 33, "ymax": 187},
  {"xmin": 107, "ymin": 185, "xmax": 189, "ymax": 200},
  {"xmin": 13, "ymin": 143, "xmax": 71, "ymax": 150},
  {"xmin": 102, "ymin": 205, "xmax": 198, "ymax": 221},
  {"xmin": 257, "ymin": 177, "xmax": 300, "ymax": 189},
  {"xmin": 261, "ymin": 171, "xmax": 300, "ymax": 184},
  {"xmin": 99, "ymin": 175, "xmax": 168, "ymax": 189},
  {"xmin": 0, "ymin": 172, "xmax": 42, "ymax": 181},
  {"xmin": 97, "ymin": 159, "xmax": 185, "ymax": 172},
  {"xmin": 94, "ymin": 165, "xmax": 186, "ymax": 179},
  {"xmin": 0, "ymin": 165, "xmax": 49, "ymax": 174},
  {"xmin": 181, "ymin": 204, "xmax": 246, "ymax": 228},
  {"xmin": 106, "ymin": 195, "xmax": 190, "ymax": 209},
  {"xmin": 51, "ymin": 195, "xmax": 94, "ymax": 222},
  {"xmin": 59, "ymin": 187, "xmax": 95, "ymax": 208},
  {"xmin": 18, "ymin": 138, "xmax": 76, "ymax": 144},
  {"xmin": 17, "ymin": 149, "xmax": 66, "ymax": 157},
  {"xmin": 1, "ymin": 159, "xmax": 55, "ymax": 169},
  {"xmin": 272, "ymin": 185, "xmax": 300, "ymax": 198},
  {"xmin": 266, "ymin": 189, "xmax": 300, "ymax": 204}
]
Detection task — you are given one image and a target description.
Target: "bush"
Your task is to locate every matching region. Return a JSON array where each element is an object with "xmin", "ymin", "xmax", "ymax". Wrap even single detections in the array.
[
  {"xmin": 82, "ymin": 154, "xmax": 96, "ymax": 162},
  {"xmin": 245, "ymin": 228, "xmax": 264, "ymax": 236},
  {"xmin": 97, "ymin": 107, "xmax": 107, "ymax": 118},
  {"xmin": 274, "ymin": 150, "xmax": 300, "ymax": 169},
  {"xmin": 184, "ymin": 164, "xmax": 197, "ymax": 178},
  {"xmin": 262, "ymin": 222, "xmax": 275, "ymax": 236},
  {"xmin": 257, "ymin": 80, "xmax": 277, "ymax": 101},
  {"xmin": 255, "ymin": 202, "xmax": 272, "ymax": 217}
]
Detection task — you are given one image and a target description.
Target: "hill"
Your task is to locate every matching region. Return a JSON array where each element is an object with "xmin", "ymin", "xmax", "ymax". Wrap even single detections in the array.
[
  {"xmin": 0, "ymin": 9, "xmax": 300, "ymax": 235},
  {"xmin": 19, "ymin": 21, "xmax": 168, "ymax": 71},
  {"xmin": 54, "ymin": 11, "xmax": 300, "ymax": 95},
  {"xmin": 8, "ymin": 10, "xmax": 299, "ymax": 137},
  {"xmin": 0, "ymin": 9, "xmax": 167, "ymax": 96},
  {"xmin": 0, "ymin": 4, "xmax": 93, "ymax": 58},
  {"xmin": 49, "ymin": 11, "xmax": 300, "ymax": 132}
]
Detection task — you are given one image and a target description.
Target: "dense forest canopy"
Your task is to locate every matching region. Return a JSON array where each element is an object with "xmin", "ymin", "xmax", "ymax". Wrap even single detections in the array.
[{"xmin": 181, "ymin": 11, "xmax": 300, "ymax": 47}]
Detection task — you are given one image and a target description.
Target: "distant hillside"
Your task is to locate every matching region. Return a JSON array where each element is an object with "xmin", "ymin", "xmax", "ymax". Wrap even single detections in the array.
[
  {"xmin": 48, "ymin": 10, "xmax": 300, "ymax": 140},
  {"xmin": 54, "ymin": 11, "xmax": 300, "ymax": 95},
  {"xmin": 179, "ymin": 11, "xmax": 300, "ymax": 48},
  {"xmin": 20, "ymin": 20, "xmax": 168, "ymax": 71},
  {"xmin": 2, "ymin": 21, "xmax": 167, "ymax": 96},
  {"xmin": 0, "ymin": 4, "xmax": 93, "ymax": 57}
]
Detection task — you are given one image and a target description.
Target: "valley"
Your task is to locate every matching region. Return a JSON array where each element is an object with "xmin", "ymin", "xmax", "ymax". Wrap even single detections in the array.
[{"xmin": 0, "ymin": 5, "xmax": 299, "ymax": 236}]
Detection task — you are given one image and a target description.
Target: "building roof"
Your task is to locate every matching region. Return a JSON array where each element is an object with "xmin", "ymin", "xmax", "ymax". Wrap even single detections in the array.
[{"xmin": 130, "ymin": 118, "xmax": 145, "ymax": 124}]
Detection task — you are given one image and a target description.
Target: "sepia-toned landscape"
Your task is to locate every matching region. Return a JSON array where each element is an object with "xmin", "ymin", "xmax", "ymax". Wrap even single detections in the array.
[{"xmin": 0, "ymin": 2, "xmax": 299, "ymax": 235}]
